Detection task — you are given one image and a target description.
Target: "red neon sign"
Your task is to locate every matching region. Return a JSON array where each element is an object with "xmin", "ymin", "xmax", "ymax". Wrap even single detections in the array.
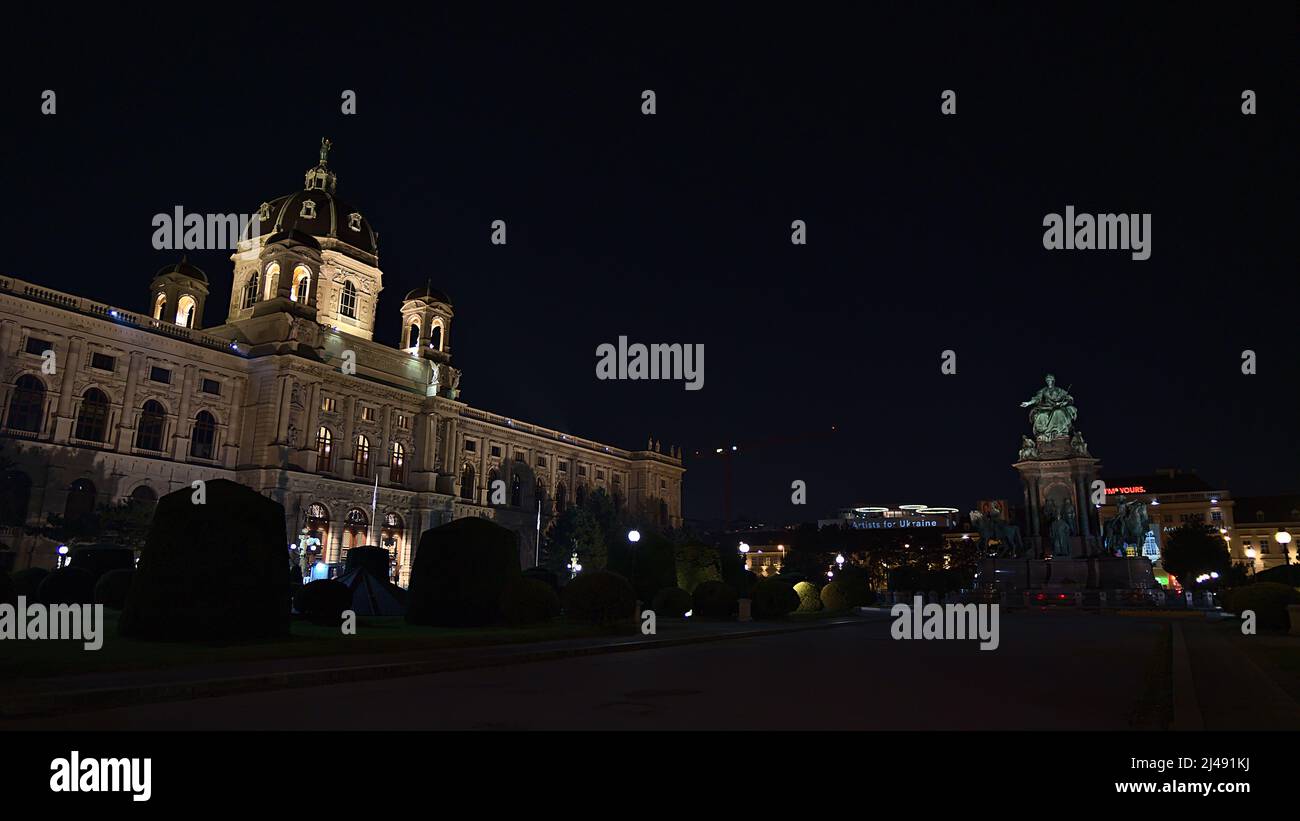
[{"xmin": 1105, "ymin": 486, "xmax": 1146, "ymax": 495}]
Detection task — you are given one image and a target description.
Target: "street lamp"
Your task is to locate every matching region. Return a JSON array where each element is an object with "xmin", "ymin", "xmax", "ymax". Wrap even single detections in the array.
[
  {"xmin": 56, "ymin": 544, "xmax": 69, "ymax": 569},
  {"xmin": 835, "ymin": 553, "xmax": 845, "ymax": 571},
  {"xmin": 627, "ymin": 529, "xmax": 641, "ymax": 543},
  {"xmin": 1276, "ymin": 529, "xmax": 1293, "ymax": 582},
  {"xmin": 738, "ymin": 541, "xmax": 750, "ymax": 570}
]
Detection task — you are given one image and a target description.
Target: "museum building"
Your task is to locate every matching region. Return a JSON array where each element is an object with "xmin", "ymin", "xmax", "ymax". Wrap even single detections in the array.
[{"xmin": 0, "ymin": 144, "xmax": 684, "ymax": 582}]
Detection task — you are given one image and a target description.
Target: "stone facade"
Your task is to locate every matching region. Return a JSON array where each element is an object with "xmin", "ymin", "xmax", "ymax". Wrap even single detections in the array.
[{"xmin": 0, "ymin": 147, "xmax": 683, "ymax": 582}]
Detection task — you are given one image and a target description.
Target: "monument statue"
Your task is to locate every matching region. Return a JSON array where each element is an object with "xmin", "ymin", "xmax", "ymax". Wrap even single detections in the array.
[
  {"xmin": 972, "ymin": 505, "xmax": 1024, "ymax": 558},
  {"xmin": 1050, "ymin": 511, "xmax": 1072, "ymax": 557},
  {"xmin": 1070, "ymin": 430, "xmax": 1090, "ymax": 456},
  {"xmin": 1018, "ymin": 435, "xmax": 1038, "ymax": 461},
  {"xmin": 1103, "ymin": 498, "xmax": 1151, "ymax": 556},
  {"xmin": 1019, "ymin": 373, "xmax": 1077, "ymax": 441}
]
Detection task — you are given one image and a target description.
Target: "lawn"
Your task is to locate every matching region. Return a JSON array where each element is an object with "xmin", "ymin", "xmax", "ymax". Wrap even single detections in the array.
[{"xmin": 0, "ymin": 610, "xmax": 632, "ymax": 681}]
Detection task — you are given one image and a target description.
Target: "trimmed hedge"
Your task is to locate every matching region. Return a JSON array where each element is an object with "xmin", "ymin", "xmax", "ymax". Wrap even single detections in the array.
[
  {"xmin": 627, "ymin": 531, "xmax": 678, "ymax": 605},
  {"xmin": 11, "ymin": 567, "xmax": 49, "ymax": 599},
  {"xmin": 752, "ymin": 577, "xmax": 800, "ymax": 619},
  {"xmin": 499, "ymin": 577, "xmax": 561, "ymax": 626},
  {"xmin": 1223, "ymin": 582, "xmax": 1300, "ymax": 630},
  {"xmin": 562, "ymin": 571, "xmax": 636, "ymax": 625},
  {"xmin": 38, "ymin": 567, "xmax": 96, "ymax": 605},
  {"xmin": 821, "ymin": 581, "xmax": 850, "ymax": 611},
  {"xmin": 407, "ymin": 517, "xmax": 522, "ymax": 627},
  {"xmin": 523, "ymin": 566, "xmax": 560, "ymax": 593},
  {"xmin": 692, "ymin": 580, "xmax": 738, "ymax": 619},
  {"xmin": 675, "ymin": 542, "xmax": 722, "ymax": 594},
  {"xmin": 120, "ymin": 479, "xmax": 291, "ymax": 641},
  {"xmin": 294, "ymin": 579, "xmax": 353, "ymax": 624},
  {"xmin": 794, "ymin": 581, "xmax": 822, "ymax": 613},
  {"xmin": 94, "ymin": 568, "xmax": 135, "ymax": 609},
  {"xmin": 69, "ymin": 544, "xmax": 136, "ymax": 583},
  {"xmin": 651, "ymin": 586, "xmax": 692, "ymax": 619},
  {"xmin": 0, "ymin": 569, "xmax": 14, "ymax": 607}
]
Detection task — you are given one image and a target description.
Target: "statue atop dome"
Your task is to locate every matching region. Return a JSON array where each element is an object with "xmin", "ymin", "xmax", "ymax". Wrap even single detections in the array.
[{"xmin": 1019, "ymin": 373, "xmax": 1077, "ymax": 442}]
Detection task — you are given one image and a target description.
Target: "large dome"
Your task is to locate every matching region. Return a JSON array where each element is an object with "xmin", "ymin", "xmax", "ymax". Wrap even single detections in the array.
[{"xmin": 242, "ymin": 139, "xmax": 378, "ymax": 256}]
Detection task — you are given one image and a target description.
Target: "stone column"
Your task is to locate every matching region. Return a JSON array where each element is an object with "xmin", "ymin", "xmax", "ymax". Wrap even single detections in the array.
[
  {"xmin": 225, "ymin": 377, "xmax": 246, "ymax": 466},
  {"xmin": 379, "ymin": 403, "xmax": 393, "ymax": 482},
  {"xmin": 53, "ymin": 336, "xmax": 85, "ymax": 442},
  {"xmin": 172, "ymin": 364, "xmax": 197, "ymax": 459},
  {"xmin": 339, "ymin": 395, "xmax": 357, "ymax": 477},
  {"xmin": 303, "ymin": 382, "xmax": 322, "ymax": 469},
  {"xmin": 275, "ymin": 375, "xmax": 292, "ymax": 444},
  {"xmin": 116, "ymin": 351, "xmax": 145, "ymax": 452}
]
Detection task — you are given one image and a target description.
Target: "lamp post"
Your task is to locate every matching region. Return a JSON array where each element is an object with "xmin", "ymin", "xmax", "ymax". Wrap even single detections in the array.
[
  {"xmin": 738, "ymin": 541, "xmax": 750, "ymax": 570},
  {"xmin": 1276, "ymin": 529, "xmax": 1293, "ymax": 584},
  {"xmin": 835, "ymin": 553, "xmax": 846, "ymax": 572}
]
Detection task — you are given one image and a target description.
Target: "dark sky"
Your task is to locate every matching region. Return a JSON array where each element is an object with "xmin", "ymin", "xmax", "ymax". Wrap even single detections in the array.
[{"xmin": 2, "ymin": 5, "xmax": 1295, "ymax": 527}]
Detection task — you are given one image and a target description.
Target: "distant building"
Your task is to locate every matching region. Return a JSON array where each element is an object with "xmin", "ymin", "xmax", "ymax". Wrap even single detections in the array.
[
  {"xmin": 1098, "ymin": 469, "xmax": 1231, "ymax": 568},
  {"xmin": 1231, "ymin": 494, "xmax": 1300, "ymax": 573},
  {"xmin": 818, "ymin": 504, "xmax": 961, "ymax": 531}
]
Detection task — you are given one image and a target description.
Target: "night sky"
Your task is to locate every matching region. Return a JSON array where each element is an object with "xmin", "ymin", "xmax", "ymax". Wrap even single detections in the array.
[{"xmin": 1, "ymin": 5, "xmax": 1295, "ymax": 528}]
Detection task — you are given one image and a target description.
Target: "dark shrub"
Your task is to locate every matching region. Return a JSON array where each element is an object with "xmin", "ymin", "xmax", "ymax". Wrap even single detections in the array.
[
  {"xmin": 651, "ymin": 586, "xmax": 692, "ymax": 618},
  {"xmin": 821, "ymin": 581, "xmax": 850, "ymax": 611},
  {"xmin": 752, "ymin": 577, "xmax": 800, "ymax": 619},
  {"xmin": 294, "ymin": 579, "xmax": 353, "ymax": 624},
  {"xmin": 407, "ymin": 517, "xmax": 521, "ymax": 627},
  {"xmin": 693, "ymin": 580, "xmax": 738, "ymax": 619},
  {"xmin": 345, "ymin": 546, "xmax": 391, "ymax": 583},
  {"xmin": 1252, "ymin": 564, "xmax": 1300, "ymax": 587},
  {"xmin": 38, "ymin": 567, "xmax": 95, "ymax": 605},
  {"xmin": 522, "ymin": 566, "xmax": 560, "ymax": 593},
  {"xmin": 0, "ymin": 570, "xmax": 14, "ymax": 607},
  {"xmin": 94, "ymin": 568, "xmax": 135, "ymax": 609},
  {"xmin": 1223, "ymin": 582, "xmax": 1300, "ymax": 630},
  {"xmin": 69, "ymin": 544, "xmax": 136, "ymax": 583},
  {"xmin": 832, "ymin": 574, "xmax": 874, "ymax": 607},
  {"xmin": 119, "ymin": 479, "xmax": 290, "ymax": 641},
  {"xmin": 500, "ymin": 577, "xmax": 561, "ymax": 626},
  {"xmin": 626, "ymin": 532, "xmax": 678, "ymax": 605},
  {"xmin": 675, "ymin": 542, "xmax": 722, "ymax": 593},
  {"xmin": 11, "ymin": 567, "xmax": 49, "ymax": 599},
  {"xmin": 562, "ymin": 571, "xmax": 636, "ymax": 625},
  {"xmin": 0, "ymin": 551, "xmax": 15, "ymax": 573},
  {"xmin": 776, "ymin": 571, "xmax": 808, "ymax": 588}
]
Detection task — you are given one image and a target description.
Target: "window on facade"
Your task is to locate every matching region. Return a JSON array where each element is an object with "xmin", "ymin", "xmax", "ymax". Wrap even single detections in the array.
[
  {"xmin": 91, "ymin": 352, "xmax": 116, "ymax": 372},
  {"xmin": 575, "ymin": 485, "xmax": 586, "ymax": 507},
  {"xmin": 6, "ymin": 375, "xmax": 45, "ymax": 433},
  {"xmin": 25, "ymin": 337, "xmax": 52, "ymax": 356},
  {"xmin": 660, "ymin": 479, "xmax": 668, "ymax": 490},
  {"xmin": 396, "ymin": 414, "xmax": 409, "ymax": 429},
  {"xmin": 321, "ymin": 396, "xmax": 337, "ymax": 413},
  {"xmin": 153, "ymin": 293, "xmax": 166, "ymax": 320},
  {"xmin": 74, "ymin": 389, "xmax": 110, "ymax": 442},
  {"xmin": 242, "ymin": 272, "xmax": 260, "ymax": 309},
  {"xmin": 175, "ymin": 294, "xmax": 197, "ymax": 328},
  {"xmin": 390, "ymin": 442, "xmax": 406, "ymax": 485},
  {"xmin": 558, "ymin": 461, "xmax": 568, "ymax": 474},
  {"xmin": 429, "ymin": 324, "xmax": 443, "ymax": 350},
  {"xmin": 201, "ymin": 378, "xmax": 221, "ymax": 395},
  {"xmin": 660, "ymin": 500, "xmax": 669, "ymax": 527},
  {"xmin": 300, "ymin": 199, "xmax": 317, "ymax": 219},
  {"xmin": 340, "ymin": 281, "xmax": 358, "ymax": 319},
  {"xmin": 555, "ymin": 483, "xmax": 567, "ymax": 512},
  {"xmin": 361, "ymin": 406, "xmax": 376, "ymax": 423},
  {"xmin": 537, "ymin": 456, "xmax": 547, "ymax": 468},
  {"xmin": 596, "ymin": 469, "xmax": 605, "ymax": 480},
  {"xmin": 292, "ymin": 265, "xmax": 311, "ymax": 303},
  {"xmin": 578, "ymin": 466, "xmax": 586, "ymax": 477},
  {"xmin": 490, "ymin": 446, "xmax": 501, "ymax": 458},
  {"xmin": 190, "ymin": 411, "xmax": 217, "ymax": 459},
  {"xmin": 136, "ymin": 400, "xmax": 167, "ymax": 451},
  {"xmin": 464, "ymin": 439, "xmax": 477, "ymax": 453},
  {"xmin": 354, "ymin": 435, "xmax": 371, "ymax": 478},
  {"xmin": 316, "ymin": 426, "xmax": 333, "ymax": 471},
  {"xmin": 460, "ymin": 464, "xmax": 476, "ymax": 501},
  {"xmin": 150, "ymin": 366, "xmax": 171, "ymax": 384},
  {"xmin": 407, "ymin": 323, "xmax": 420, "ymax": 348},
  {"xmin": 129, "ymin": 485, "xmax": 157, "ymax": 505}
]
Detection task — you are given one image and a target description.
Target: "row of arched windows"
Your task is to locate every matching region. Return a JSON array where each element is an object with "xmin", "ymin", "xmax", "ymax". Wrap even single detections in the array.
[
  {"xmin": 406, "ymin": 322, "xmax": 443, "ymax": 350},
  {"xmin": 4, "ymin": 376, "xmax": 217, "ymax": 458},
  {"xmin": 315, "ymin": 427, "xmax": 407, "ymax": 482},
  {"xmin": 153, "ymin": 293, "xmax": 199, "ymax": 328},
  {"xmin": 241, "ymin": 263, "xmax": 318, "ymax": 310}
]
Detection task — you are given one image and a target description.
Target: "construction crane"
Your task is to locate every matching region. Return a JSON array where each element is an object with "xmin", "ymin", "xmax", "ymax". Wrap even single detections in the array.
[{"xmin": 686, "ymin": 424, "xmax": 839, "ymax": 527}]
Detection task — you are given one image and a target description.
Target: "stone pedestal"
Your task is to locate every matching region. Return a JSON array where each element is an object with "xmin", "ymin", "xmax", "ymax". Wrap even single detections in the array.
[
  {"xmin": 975, "ymin": 557, "xmax": 1156, "ymax": 593},
  {"xmin": 1013, "ymin": 438, "xmax": 1101, "ymax": 559}
]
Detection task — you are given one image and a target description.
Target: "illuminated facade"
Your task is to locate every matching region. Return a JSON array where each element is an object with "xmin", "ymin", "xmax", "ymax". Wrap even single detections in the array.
[
  {"xmin": 0, "ymin": 144, "xmax": 684, "ymax": 580},
  {"xmin": 1097, "ymin": 470, "xmax": 1232, "ymax": 568}
]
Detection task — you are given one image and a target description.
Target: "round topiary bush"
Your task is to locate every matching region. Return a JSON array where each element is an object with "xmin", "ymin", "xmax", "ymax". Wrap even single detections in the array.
[
  {"xmin": 692, "ymin": 580, "xmax": 739, "ymax": 619},
  {"xmin": 794, "ymin": 581, "xmax": 822, "ymax": 613},
  {"xmin": 1223, "ymin": 582, "xmax": 1300, "ymax": 630},
  {"xmin": 38, "ymin": 567, "xmax": 95, "ymax": 605},
  {"xmin": 0, "ymin": 569, "xmax": 15, "ymax": 607},
  {"xmin": 752, "ymin": 577, "xmax": 800, "ymax": 619},
  {"xmin": 563, "ymin": 571, "xmax": 637, "ymax": 625},
  {"xmin": 407, "ymin": 517, "xmax": 522, "ymax": 627},
  {"xmin": 500, "ymin": 577, "xmax": 561, "ymax": 626},
  {"xmin": 294, "ymin": 579, "xmax": 353, "ymax": 624},
  {"xmin": 651, "ymin": 586, "xmax": 692, "ymax": 618},
  {"xmin": 94, "ymin": 568, "xmax": 135, "ymax": 609},
  {"xmin": 11, "ymin": 567, "xmax": 49, "ymax": 599},
  {"xmin": 824, "ymin": 575, "xmax": 873, "ymax": 609}
]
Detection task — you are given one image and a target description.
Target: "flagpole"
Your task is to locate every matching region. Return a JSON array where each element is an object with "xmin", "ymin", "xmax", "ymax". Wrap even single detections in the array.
[{"xmin": 369, "ymin": 473, "xmax": 378, "ymax": 546}]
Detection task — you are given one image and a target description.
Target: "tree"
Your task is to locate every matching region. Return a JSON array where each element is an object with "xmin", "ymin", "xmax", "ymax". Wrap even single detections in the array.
[
  {"xmin": 1161, "ymin": 524, "xmax": 1231, "ymax": 588},
  {"xmin": 542, "ymin": 506, "xmax": 606, "ymax": 575}
]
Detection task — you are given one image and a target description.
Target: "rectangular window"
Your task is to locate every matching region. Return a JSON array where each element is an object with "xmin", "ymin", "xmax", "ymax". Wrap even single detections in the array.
[
  {"xmin": 150, "ymin": 366, "xmax": 172, "ymax": 384},
  {"xmin": 90, "ymin": 352, "xmax": 116, "ymax": 372},
  {"xmin": 321, "ymin": 397, "xmax": 337, "ymax": 413},
  {"xmin": 1210, "ymin": 510, "xmax": 1223, "ymax": 521},
  {"xmin": 596, "ymin": 469, "xmax": 605, "ymax": 480},
  {"xmin": 200, "ymin": 378, "xmax": 221, "ymax": 395},
  {"xmin": 465, "ymin": 439, "xmax": 477, "ymax": 452},
  {"xmin": 559, "ymin": 461, "xmax": 568, "ymax": 473},
  {"xmin": 537, "ymin": 457, "xmax": 547, "ymax": 468},
  {"xmin": 361, "ymin": 406, "xmax": 376, "ymax": 422},
  {"xmin": 578, "ymin": 466, "xmax": 587, "ymax": 477},
  {"xmin": 396, "ymin": 414, "xmax": 409, "ymax": 429},
  {"xmin": 25, "ymin": 337, "xmax": 52, "ymax": 355},
  {"xmin": 490, "ymin": 445, "xmax": 501, "ymax": 458}
]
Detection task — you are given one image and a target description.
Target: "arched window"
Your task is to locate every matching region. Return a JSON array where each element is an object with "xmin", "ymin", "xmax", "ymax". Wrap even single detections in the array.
[
  {"xmin": 511, "ymin": 474, "xmax": 522, "ymax": 507},
  {"xmin": 175, "ymin": 294, "xmax": 197, "ymax": 328},
  {"xmin": 65, "ymin": 478, "xmax": 96, "ymax": 525},
  {"xmin": 190, "ymin": 410, "xmax": 217, "ymax": 459},
  {"xmin": 407, "ymin": 323, "xmax": 420, "ymax": 348},
  {"xmin": 135, "ymin": 400, "xmax": 167, "ymax": 451},
  {"xmin": 153, "ymin": 292, "xmax": 167, "ymax": 320},
  {"xmin": 344, "ymin": 508, "xmax": 369, "ymax": 549},
  {"xmin": 129, "ymin": 485, "xmax": 157, "ymax": 504},
  {"xmin": 354, "ymin": 435, "xmax": 370, "ymax": 478},
  {"xmin": 429, "ymin": 323, "xmax": 443, "ymax": 350},
  {"xmin": 660, "ymin": 500, "xmax": 669, "ymax": 528},
  {"xmin": 575, "ymin": 484, "xmax": 586, "ymax": 508},
  {"xmin": 316, "ymin": 426, "xmax": 333, "ymax": 471},
  {"xmin": 0, "ymin": 471, "xmax": 32, "ymax": 527},
  {"xmin": 460, "ymin": 464, "xmax": 476, "ymax": 501},
  {"xmin": 75, "ymin": 388, "xmax": 110, "ymax": 442},
  {"xmin": 340, "ymin": 280, "xmax": 358, "ymax": 319},
  {"xmin": 555, "ymin": 482, "xmax": 567, "ymax": 513},
  {"xmin": 390, "ymin": 442, "xmax": 405, "ymax": 485},
  {"xmin": 242, "ymin": 271, "xmax": 260, "ymax": 309},
  {"xmin": 6, "ymin": 375, "xmax": 45, "ymax": 433},
  {"xmin": 292, "ymin": 265, "xmax": 311, "ymax": 303}
]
